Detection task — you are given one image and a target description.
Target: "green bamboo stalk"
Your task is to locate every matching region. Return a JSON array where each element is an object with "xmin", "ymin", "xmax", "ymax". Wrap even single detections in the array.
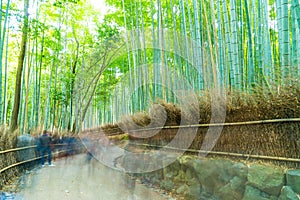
[
  {"xmin": 10, "ymin": 0, "xmax": 30, "ymax": 131},
  {"xmin": 238, "ymin": 0, "xmax": 244, "ymax": 89},
  {"xmin": 35, "ymin": 27, "xmax": 44, "ymax": 129},
  {"xmin": 250, "ymin": 0, "xmax": 258, "ymax": 84},
  {"xmin": 139, "ymin": 0, "xmax": 148, "ymax": 110},
  {"xmin": 281, "ymin": 0, "xmax": 290, "ymax": 82},
  {"xmin": 29, "ymin": 41, "xmax": 36, "ymax": 130},
  {"xmin": 44, "ymin": 57, "xmax": 54, "ymax": 130},
  {"xmin": 0, "ymin": 0, "xmax": 3, "ymax": 125},
  {"xmin": 203, "ymin": 1, "xmax": 218, "ymax": 89},
  {"xmin": 192, "ymin": 0, "xmax": 204, "ymax": 90},
  {"xmin": 179, "ymin": 0, "xmax": 192, "ymax": 91},
  {"xmin": 262, "ymin": 0, "xmax": 273, "ymax": 82},
  {"xmin": 185, "ymin": 0, "xmax": 195, "ymax": 89},
  {"xmin": 19, "ymin": 53, "xmax": 27, "ymax": 134},
  {"xmin": 169, "ymin": 0, "xmax": 180, "ymax": 103},
  {"xmin": 230, "ymin": 0, "xmax": 241, "ymax": 89},
  {"xmin": 256, "ymin": 0, "xmax": 263, "ymax": 85},
  {"xmin": 122, "ymin": 0, "xmax": 134, "ymax": 113},
  {"xmin": 244, "ymin": 0, "xmax": 255, "ymax": 89},
  {"xmin": 156, "ymin": 0, "xmax": 163, "ymax": 99},
  {"xmin": 217, "ymin": 0, "xmax": 225, "ymax": 88},
  {"xmin": 60, "ymin": 34, "xmax": 68, "ymax": 130},
  {"xmin": 291, "ymin": 0, "xmax": 300, "ymax": 77},
  {"xmin": 210, "ymin": 0, "xmax": 220, "ymax": 88},
  {"xmin": 275, "ymin": 0, "xmax": 283, "ymax": 83},
  {"xmin": 291, "ymin": 1, "xmax": 298, "ymax": 72},
  {"xmin": 24, "ymin": 36, "xmax": 34, "ymax": 132},
  {"xmin": 132, "ymin": 1, "xmax": 140, "ymax": 112},
  {"xmin": 0, "ymin": 0, "xmax": 11, "ymax": 124},
  {"xmin": 151, "ymin": 0, "xmax": 160, "ymax": 100},
  {"xmin": 3, "ymin": 16, "xmax": 9, "ymax": 127},
  {"xmin": 292, "ymin": 0, "xmax": 300, "ymax": 31},
  {"xmin": 222, "ymin": 0, "xmax": 233, "ymax": 89}
]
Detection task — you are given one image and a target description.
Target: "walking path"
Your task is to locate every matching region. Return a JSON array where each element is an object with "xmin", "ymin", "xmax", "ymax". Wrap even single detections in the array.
[{"xmin": 16, "ymin": 154, "xmax": 171, "ymax": 200}]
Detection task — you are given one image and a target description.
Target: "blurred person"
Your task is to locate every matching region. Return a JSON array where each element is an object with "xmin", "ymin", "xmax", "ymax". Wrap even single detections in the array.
[
  {"xmin": 51, "ymin": 132, "xmax": 60, "ymax": 162},
  {"xmin": 16, "ymin": 130, "xmax": 36, "ymax": 169},
  {"xmin": 64, "ymin": 133, "xmax": 77, "ymax": 163},
  {"xmin": 98, "ymin": 134, "xmax": 111, "ymax": 160},
  {"xmin": 33, "ymin": 131, "xmax": 42, "ymax": 165},
  {"xmin": 121, "ymin": 141, "xmax": 145, "ymax": 200},
  {"xmin": 84, "ymin": 137, "xmax": 98, "ymax": 175},
  {"xmin": 39, "ymin": 130, "xmax": 55, "ymax": 167}
]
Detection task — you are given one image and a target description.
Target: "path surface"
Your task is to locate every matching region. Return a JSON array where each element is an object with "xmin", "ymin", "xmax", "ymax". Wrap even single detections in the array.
[{"xmin": 17, "ymin": 154, "xmax": 171, "ymax": 200}]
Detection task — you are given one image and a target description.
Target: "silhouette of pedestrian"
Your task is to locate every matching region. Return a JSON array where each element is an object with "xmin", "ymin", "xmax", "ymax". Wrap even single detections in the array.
[
  {"xmin": 121, "ymin": 141, "xmax": 145, "ymax": 200},
  {"xmin": 39, "ymin": 130, "xmax": 55, "ymax": 167}
]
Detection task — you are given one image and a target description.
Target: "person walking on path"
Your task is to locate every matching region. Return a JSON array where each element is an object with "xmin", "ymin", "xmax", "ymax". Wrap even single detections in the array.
[
  {"xmin": 39, "ymin": 130, "xmax": 55, "ymax": 167},
  {"xmin": 121, "ymin": 141, "xmax": 146, "ymax": 200}
]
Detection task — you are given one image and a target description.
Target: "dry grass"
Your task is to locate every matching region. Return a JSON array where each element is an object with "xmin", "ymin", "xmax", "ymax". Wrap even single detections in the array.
[
  {"xmin": 0, "ymin": 128, "xmax": 19, "ymax": 190},
  {"xmin": 99, "ymin": 84, "xmax": 300, "ymax": 167}
]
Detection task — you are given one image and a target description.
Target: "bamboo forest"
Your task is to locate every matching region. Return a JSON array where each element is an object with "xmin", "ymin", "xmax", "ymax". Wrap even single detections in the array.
[
  {"xmin": 0, "ymin": 0, "xmax": 300, "ymax": 199},
  {"xmin": 0, "ymin": 0, "xmax": 297, "ymax": 133}
]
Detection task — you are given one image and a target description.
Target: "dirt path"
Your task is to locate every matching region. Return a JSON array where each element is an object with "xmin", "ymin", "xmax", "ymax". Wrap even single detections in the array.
[{"xmin": 17, "ymin": 154, "xmax": 171, "ymax": 200}]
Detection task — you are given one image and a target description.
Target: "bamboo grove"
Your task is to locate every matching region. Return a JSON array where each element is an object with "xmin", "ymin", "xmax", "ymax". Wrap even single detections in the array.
[
  {"xmin": 104, "ymin": 0, "xmax": 300, "ymax": 123},
  {"xmin": 0, "ymin": 0, "xmax": 299, "ymax": 133}
]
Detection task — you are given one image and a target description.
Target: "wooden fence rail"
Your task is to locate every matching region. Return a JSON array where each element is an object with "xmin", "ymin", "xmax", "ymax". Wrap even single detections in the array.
[
  {"xmin": 0, "ymin": 143, "xmax": 83, "ymax": 174},
  {"xmin": 0, "ymin": 150, "xmax": 65, "ymax": 173},
  {"xmin": 0, "ymin": 143, "xmax": 70, "ymax": 155},
  {"xmin": 133, "ymin": 143, "xmax": 300, "ymax": 163},
  {"xmin": 128, "ymin": 118, "xmax": 300, "ymax": 132},
  {"xmin": 0, "ymin": 146, "xmax": 37, "ymax": 154},
  {"xmin": 100, "ymin": 118, "xmax": 300, "ymax": 136}
]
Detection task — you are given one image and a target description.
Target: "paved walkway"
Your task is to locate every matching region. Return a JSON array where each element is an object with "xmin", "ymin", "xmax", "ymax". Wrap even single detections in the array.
[{"xmin": 17, "ymin": 154, "xmax": 170, "ymax": 200}]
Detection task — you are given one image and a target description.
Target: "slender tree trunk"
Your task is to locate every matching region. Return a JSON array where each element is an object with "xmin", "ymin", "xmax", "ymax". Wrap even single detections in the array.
[
  {"xmin": 24, "ymin": 40, "xmax": 33, "ymax": 132},
  {"xmin": 10, "ymin": 0, "xmax": 29, "ymax": 131},
  {"xmin": 43, "ymin": 57, "xmax": 54, "ymax": 130},
  {"xmin": 292, "ymin": 0, "xmax": 300, "ymax": 31},
  {"xmin": 35, "ymin": 28, "xmax": 44, "ymax": 128},
  {"xmin": 68, "ymin": 25, "xmax": 79, "ymax": 130},
  {"xmin": 0, "ymin": 0, "xmax": 11, "ymax": 124},
  {"xmin": 3, "ymin": 16, "xmax": 10, "ymax": 127}
]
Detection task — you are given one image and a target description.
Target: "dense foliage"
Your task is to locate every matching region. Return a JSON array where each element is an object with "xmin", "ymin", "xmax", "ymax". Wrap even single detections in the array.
[{"xmin": 0, "ymin": 0, "xmax": 299, "ymax": 133}]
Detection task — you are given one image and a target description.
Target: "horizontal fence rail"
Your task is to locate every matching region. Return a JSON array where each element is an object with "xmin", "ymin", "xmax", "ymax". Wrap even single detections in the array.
[
  {"xmin": 102, "ymin": 118, "xmax": 300, "ymax": 135},
  {"xmin": 128, "ymin": 118, "xmax": 300, "ymax": 132},
  {"xmin": 132, "ymin": 143, "xmax": 300, "ymax": 163},
  {"xmin": 0, "ymin": 143, "xmax": 83, "ymax": 174},
  {"xmin": 0, "ymin": 146, "xmax": 37, "ymax": 154},
  {"xmin": 88, "ymin": 118, "xmax": 300, "ymax": 165},
  {"xmin": 0, "ymin": 143, "xmax": 72, "ymax": 155},
  {"xmin": 0, "ymin": 150, "xmax": 65, "ymax": 173}
]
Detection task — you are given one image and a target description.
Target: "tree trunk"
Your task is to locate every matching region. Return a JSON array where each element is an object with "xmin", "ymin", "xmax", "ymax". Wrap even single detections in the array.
[
  {"xmin": 68, "ymin": 25, "xmax": 80, "ymax": 131},
  {"xmin": 10, "ymin": 0, "xmax": 29, "ymax": 132}
]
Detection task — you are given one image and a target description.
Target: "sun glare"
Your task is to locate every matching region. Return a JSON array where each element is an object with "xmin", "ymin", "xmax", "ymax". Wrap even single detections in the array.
[{"xmin": 89, "ymin": 0, "xmax": 108, "ymax": 13}]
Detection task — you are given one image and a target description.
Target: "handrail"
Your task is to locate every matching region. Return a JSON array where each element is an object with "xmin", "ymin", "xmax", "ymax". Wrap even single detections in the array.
[
  {"xmin": 0, "ymin": 145, "xmax": 37, "ymax": 154},
  {"xmin": 0, "ymin": 150, "xmax": 63, "ymax": 173},
  {"xmin": 0, "ymin": 145, "xmax": 83, "ymax": 174},
  {"xmin": 97, "ymin": 118, "xmax": 300, "ymax": 134},
  {"xmin": 133, "ymin": 143, "xmax": 300, "ymax": 163},
  {"xmin": 0, "ymin": 143, "xmax": 80, "ymax": 155},
  {"xmin": 128, "ymin": 118, "xmax": 300, "ymax": 132}
]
